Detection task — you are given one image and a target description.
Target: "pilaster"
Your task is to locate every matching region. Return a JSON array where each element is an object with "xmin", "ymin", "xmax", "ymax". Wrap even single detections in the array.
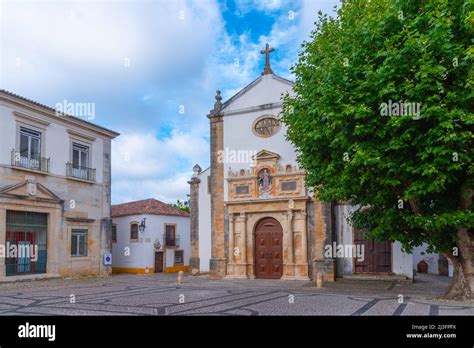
[
  {"xmin": 188, "ymin": 165, "xmax": 201, "ymax": 272},
  {"xmin": 209, "ymin": 91, "xmax": 226, "ymax": 278}
]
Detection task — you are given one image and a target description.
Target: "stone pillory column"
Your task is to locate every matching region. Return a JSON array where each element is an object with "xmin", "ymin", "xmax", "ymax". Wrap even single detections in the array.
[
  {"xmin": 188, "ymin": 164, "xmax": 201, "ymax": 273},
  {"xmin": 208, "ymin": 90, "xmax": 227, "ymax": 279}
]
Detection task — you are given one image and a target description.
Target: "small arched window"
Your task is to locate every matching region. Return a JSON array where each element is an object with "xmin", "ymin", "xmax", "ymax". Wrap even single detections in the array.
[{"xmin": 130, "ymin": 223, "xmax": 139, "ymax": 241}]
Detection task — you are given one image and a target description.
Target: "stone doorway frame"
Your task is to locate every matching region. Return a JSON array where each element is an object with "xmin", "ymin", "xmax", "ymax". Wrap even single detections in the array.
[{"xmin": 226, "ymin": 197, "xmax": 311, "ymax": 280}]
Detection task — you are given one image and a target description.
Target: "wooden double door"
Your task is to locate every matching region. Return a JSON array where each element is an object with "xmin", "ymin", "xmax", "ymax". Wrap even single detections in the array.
[
  {"xmin": 353, "ymin": 229, "xmax": 392, "ymax": 274},
  {"xmin": 254, "ymin": 217, "xmax": 283, "ymax": 279}
]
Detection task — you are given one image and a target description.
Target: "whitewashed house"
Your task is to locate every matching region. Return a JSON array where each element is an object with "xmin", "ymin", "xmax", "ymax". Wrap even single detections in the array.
[
  {"xmin": 0, "ymin": 89, "xmax": 119, "ymax": 280},
  {"xmin": 111, "ymin": 198, "xmax": 190, "ymax": 274}
]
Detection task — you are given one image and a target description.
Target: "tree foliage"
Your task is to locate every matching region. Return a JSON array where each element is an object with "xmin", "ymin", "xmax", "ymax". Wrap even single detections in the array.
[
  {"xmin": 282, "ymin": 0, "xmax": 473, "ymax": 261},
  {"xmin": 170, "ymin": 197, "xmax": 190, "ymax": 213}
]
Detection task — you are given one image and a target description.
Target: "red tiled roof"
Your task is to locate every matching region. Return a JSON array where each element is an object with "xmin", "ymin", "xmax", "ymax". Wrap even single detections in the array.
[{"xmin": 111, "ymin": 198, "xmax": 189, "ymax": 218}]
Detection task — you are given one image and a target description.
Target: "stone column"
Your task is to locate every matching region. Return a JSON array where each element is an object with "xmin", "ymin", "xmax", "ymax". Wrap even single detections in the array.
[
  {"xmin": 228, "ymin": 213, "xmax": 235, "ymax": 264},
  {"xmin": 240, "ymin": 213, "xmax": 247, "ymax": 264},
  {"xmin": 208, "ymin": 91, "xmax": 227, "ymax": 278},
  {"xmin": 287, "ymin": 211, "xmax": 294, "ymax": 264},
  {"xmin": 301, "ymin": 212, "xmax": 308, "ymax": 264},
  {"xmin": 233, "ymin": 213, "xmax": 248, "ymax": 278},
  {"xmin": 312, "ymin": 197, "xmax": 335, "ymax": 281},
  {"xmin": 188, "ymin": 164, "xmax": 201, "ymax": 273}
]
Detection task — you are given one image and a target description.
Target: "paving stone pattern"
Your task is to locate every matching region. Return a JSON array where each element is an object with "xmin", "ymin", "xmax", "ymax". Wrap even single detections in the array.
[{"xmin": 0, "ymin": 274, "xmax": 472, "ymax": 316}]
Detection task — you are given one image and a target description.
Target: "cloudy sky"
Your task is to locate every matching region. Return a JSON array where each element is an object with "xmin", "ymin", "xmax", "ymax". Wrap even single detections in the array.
[{"xmin": 0, "ymin": 0, "xmax": 339, "ymax": 204}]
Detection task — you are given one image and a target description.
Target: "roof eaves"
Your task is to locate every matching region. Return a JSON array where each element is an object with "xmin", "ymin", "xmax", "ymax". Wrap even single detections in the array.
[
  {"xmin": 221, "ymin": 76, "xmax": 262, "ymax": 111},
  {"xmin": 272, "ymin": 73, "xmax": 295, "ymax": 86},
  {"xmin": 0, "ymin": 89, "xmax": 120, "ymax": 138},
  {"xmin": 111, "ymin": 211, "xmax": 190, "ymax": 218}
]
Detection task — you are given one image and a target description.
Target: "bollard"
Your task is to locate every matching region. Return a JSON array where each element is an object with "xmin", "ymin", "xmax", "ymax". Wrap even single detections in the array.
[
  {"xmin": 177, "ymin": 271, "xmax": 184, "ymax": 284},
  {"xmin": 316, "ymin": 272, "xmax": 323, "ymax": 288}
]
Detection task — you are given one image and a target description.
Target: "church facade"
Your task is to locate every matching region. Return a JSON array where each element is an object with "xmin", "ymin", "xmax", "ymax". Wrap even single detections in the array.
[{"xmin": 188, "ymin": 46, "xmax": 439, "ymax": 281}]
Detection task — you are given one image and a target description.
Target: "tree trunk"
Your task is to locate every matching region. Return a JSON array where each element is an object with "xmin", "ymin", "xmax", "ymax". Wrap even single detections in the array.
[{"xmin": 444, "ymin": 228, "xmax": 473, "ymax": 300}]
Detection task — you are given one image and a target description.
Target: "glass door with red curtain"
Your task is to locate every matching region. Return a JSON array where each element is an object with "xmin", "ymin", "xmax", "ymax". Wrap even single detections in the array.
[{"xmin": 5, "ymin": 211, "xmax": 47, "ymax": 276}]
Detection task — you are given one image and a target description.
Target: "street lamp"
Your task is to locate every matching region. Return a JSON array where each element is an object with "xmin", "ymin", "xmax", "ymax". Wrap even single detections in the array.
[{"xmin": 139, "ymin": 218, "xmax": 146, "ymax": 233}]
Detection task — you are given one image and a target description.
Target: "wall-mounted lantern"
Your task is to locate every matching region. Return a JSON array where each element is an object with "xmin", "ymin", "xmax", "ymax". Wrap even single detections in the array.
[{"xmin": 139, "ymin": 218, "xmax": 146, "ymax": 233}]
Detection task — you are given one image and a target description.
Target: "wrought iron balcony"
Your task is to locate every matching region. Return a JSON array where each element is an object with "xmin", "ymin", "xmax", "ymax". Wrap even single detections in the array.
[
  {"xmin": 66, "ymin": 162, "xmax": 96, "ymax": 182},
  {"xmin": 11, "ymin": 149, "xmax": 50, "ymax": 173},
  {"xmin": 163, "ymin": 234, "xmax": 180, "ymax": 248}
]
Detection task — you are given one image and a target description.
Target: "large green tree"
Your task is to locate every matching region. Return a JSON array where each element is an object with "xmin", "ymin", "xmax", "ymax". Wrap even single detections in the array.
[{"xmin": 282, "ymin": 0, "xmax": 473, "ymax": 299}]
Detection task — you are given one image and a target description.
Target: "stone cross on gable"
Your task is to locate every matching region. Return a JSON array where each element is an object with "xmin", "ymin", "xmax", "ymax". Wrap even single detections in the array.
[{"xmin": 260, "ymin": 43, "xmax": 274, "ymax": 75}]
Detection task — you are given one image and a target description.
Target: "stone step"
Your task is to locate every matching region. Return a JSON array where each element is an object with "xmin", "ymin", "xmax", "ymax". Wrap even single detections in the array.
[{"xmin": 342, "ymin": 274, "xmax": 411, "ymax": 282}]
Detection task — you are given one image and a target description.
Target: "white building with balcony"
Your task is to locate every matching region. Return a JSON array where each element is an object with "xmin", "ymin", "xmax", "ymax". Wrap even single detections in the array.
[
  {"xmin": 0, "ymin": 90, "xmax": 119, "ymax": 280},
  {"xmin": 111, "ymin": 198, "xmax": 190, "ymax": 274}
]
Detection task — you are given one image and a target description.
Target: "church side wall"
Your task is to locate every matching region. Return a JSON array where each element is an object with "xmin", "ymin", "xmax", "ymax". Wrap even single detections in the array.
[
  {"xmin": 336, "ymin": 204, "xmax": 414, "ymax": 279},
  {"xmin": 334, "ymin": 204, "xmax": 356, "ymax": 276},
  {"xmin": 198, "ymin": 171, "xmax": 211, "ymax": 272}
]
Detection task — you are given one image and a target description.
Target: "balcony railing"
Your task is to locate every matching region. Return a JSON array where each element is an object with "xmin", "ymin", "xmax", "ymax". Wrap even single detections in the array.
[
  {"xmin": 11, "ymin": 149, "xmax": 50, "ymax": 173},
  {"xmin": 163, "ymin": 234, "xmax": 180, "ymax": 248},
  {"xmin": 66, "ymin": 162, "xmax": 96, "ymax": 182}
]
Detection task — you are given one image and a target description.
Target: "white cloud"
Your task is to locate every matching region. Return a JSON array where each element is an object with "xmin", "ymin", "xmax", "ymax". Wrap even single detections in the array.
[
  {"xmin": 234, "ymin": 0, "xmax": 283, "ymax": 15},
  {"xmin": 108, "ymin": 122, "xmax": 211, "ymax": 204},
  {"xmin": 1, "ymin": 0, "xmax": 223, "ymax": 204},
  {"xmin": 113, "ymin": 174, "xmax": 192, "ymax": 205},
  {"xmin": 213, "ymin": 6, "xmax": 301, "ymax": 89},
  {"xmin": 300, "ymin": 0, "xmax": 340, "ymax": 42},
  {"xmin": 111, "ymin": 128, "xmax": 208, "ymax": 203},
  {"xmin": 0, "ymin": 0, "xmax": 341, "ymax": 205},
  {"xmin": 1, "ymin": 0, "xmax": 224, "ymax": 99}
]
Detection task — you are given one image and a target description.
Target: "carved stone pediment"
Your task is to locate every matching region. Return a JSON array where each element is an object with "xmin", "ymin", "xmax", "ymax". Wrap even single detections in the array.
[
  {"xmin": 253, "ymin": 149, "xmax": 280, "ymax": 162},
  {"xmin": 0, "ymin": 180, "xmax": 62, "ymax": 202}
]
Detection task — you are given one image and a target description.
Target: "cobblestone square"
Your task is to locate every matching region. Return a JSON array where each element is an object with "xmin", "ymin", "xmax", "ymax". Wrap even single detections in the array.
[{"xmin": 0, "ymin": 274, "xmax": 472, "ymax": 316}]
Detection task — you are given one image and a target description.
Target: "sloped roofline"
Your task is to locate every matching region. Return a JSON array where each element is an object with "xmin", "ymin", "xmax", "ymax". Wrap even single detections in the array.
[
  {"xmin": 111, "ymin": 198, "xmax": 190, "ymax": 218},
  {"xmin": 221, "ymin": 73, "xmax": 294, "ymax": 111},
  {"xmin": 0, "ymin": 89, "xmax": 120, "ymax": 138}
]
